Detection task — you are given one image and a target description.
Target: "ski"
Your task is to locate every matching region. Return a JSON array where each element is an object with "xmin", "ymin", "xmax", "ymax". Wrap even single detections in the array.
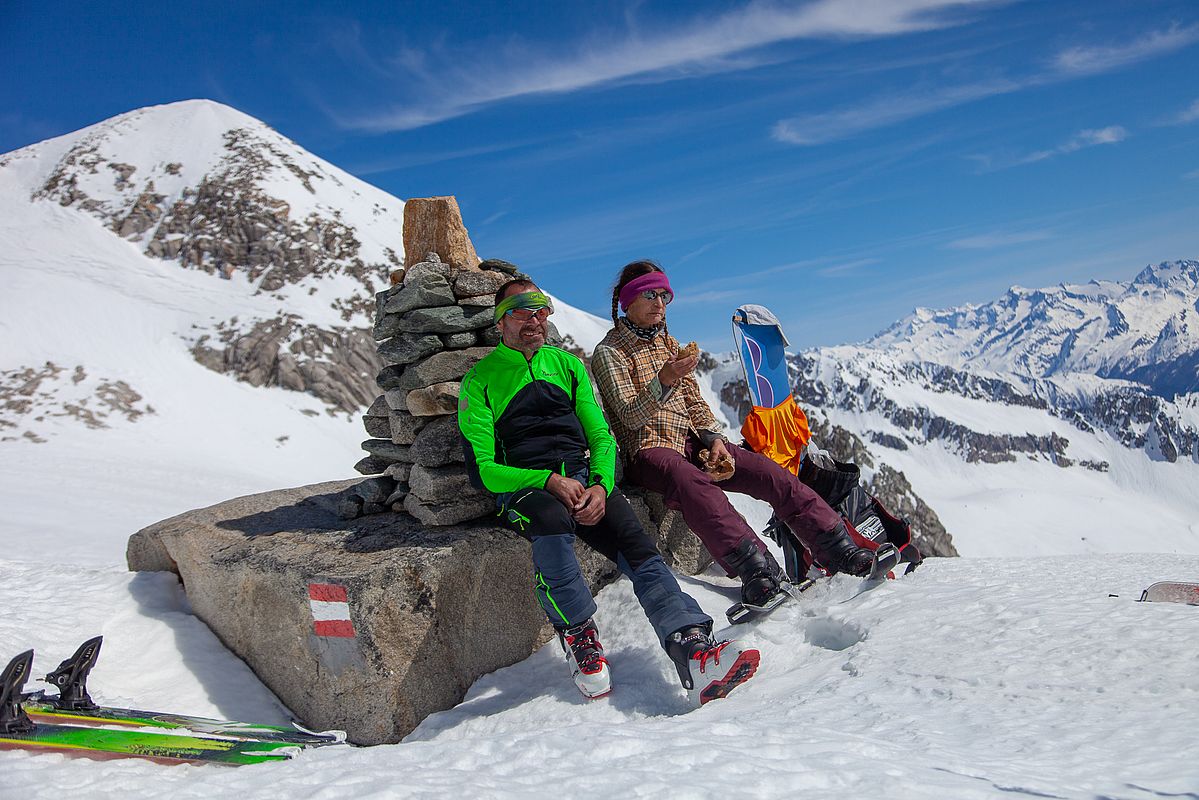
[
  {"xmin": 21, "ymin": 694, "xmax": 345, "ymax": 747},
  {"xmin": 18, "ymin": 637, "xmax": 344, "ymax": 748},
  {"xmin": 866, "ymin": 542, "xmax": 901, "ymax": 581},
  {"xmin": 1138, "ymin": 581, "xmax": 1199, "ymax": 605},
  {"xmin": 1, "ymin": 650, "xmax": 296, "ymax": 766},
  {"xmin": 1, "ymin": 719, "xmax": 300, "ymax": 767}
]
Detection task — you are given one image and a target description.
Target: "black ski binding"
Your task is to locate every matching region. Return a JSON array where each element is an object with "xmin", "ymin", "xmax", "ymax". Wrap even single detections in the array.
[
  {"xmin": 726, "ymin": 583, "xmax": 796, "ymax": 625},
  {"xmin": 867, "ymin": 543, "xmax": 901, "ymax": 581},
  {"xmin": 42, "ymin": 635, "xmax": 102, "ymax": 711},
  {"xmin": 1, "ymin": 649, "xmax": 36, "ymax": 734}
]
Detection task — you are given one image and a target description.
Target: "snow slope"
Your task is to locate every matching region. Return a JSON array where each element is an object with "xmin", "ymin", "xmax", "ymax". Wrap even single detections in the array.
[
  {"xmin": 0, "ymin": 195, "xmax": 364, "ymax": 564},
  {"xmin": 2, "ymin": 552, "xmax": 1196, "ymax": 798}
]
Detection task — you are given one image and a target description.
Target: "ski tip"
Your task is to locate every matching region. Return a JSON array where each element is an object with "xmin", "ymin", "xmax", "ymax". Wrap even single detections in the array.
[{"xmin": 290, "ymin": 722, "xmax": 349, "ymax": 743}]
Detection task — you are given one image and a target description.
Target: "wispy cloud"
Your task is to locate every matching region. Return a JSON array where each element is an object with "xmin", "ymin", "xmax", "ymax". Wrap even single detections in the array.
[
  {"xmin": 332, "ymin": 1, "xmax": 996, "ymax": 131},
  {"xmin": 676, "ymin": 242, "xmax": 718, "ymax": 265},
  {"xmin": 773, "ymin": 25, "xmax": 1198, "ymax": 145},
  {"xmin": 972, "ymin": 126, "xmax": 1129, "ymax": 171},
  {"xmin": 1052, "ymin": 24, "xmax": 1199, "ymax": 76},
  {"xmin": 1184, "ymin": 168, "xmax": 1199, "ymax": 180},
  {"xmin": 816, "ymin": 257, "xmax": 880, "ymax": 276},
  {"xmin": 348, "ymin": 136, "xmax": 552, "ymax": 175},
  {"xmin": 946, "ymin": 230, "xmax": 1052, "ymax": 249},
  {"xmin": 1173, "ymin": 98, "xmax": 1199, "ymax": 125},
  {"xmin": 773, "ymin": 79, "xmax": 1019, "ymax": 144},
  {"xmin": 1017, "ymin": 125, "xmax": 1128, "ymax": 164}
]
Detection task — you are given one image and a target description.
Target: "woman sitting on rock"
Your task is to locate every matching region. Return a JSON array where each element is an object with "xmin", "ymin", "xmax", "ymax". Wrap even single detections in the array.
[{"xmin": 590, "ymin": 260, "xmax": 876, "ymax": 610}]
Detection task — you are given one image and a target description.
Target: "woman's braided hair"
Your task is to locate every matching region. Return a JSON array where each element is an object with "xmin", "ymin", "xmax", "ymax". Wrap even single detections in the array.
[{"xmin": 610, "ymin": 260, "xmax": 665, "ymax": 324}]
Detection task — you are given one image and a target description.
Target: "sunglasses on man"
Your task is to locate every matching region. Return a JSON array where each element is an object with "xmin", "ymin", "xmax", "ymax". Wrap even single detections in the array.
[{"xmin": 505, "ymin": 306, "xmax": 552, "ymax": 322}]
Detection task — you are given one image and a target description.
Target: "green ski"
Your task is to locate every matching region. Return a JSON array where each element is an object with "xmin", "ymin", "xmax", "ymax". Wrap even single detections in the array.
[
  {"xmin": 1, "ymin": 649, "xmax": 299, "ymax": 767},
  {"xmin": 21, "ymin": 636, "xmax": 344, "ymax": 747},
  {"xmin": 0, "ymin": 719, "xmax": 298, "ymax": 767}
]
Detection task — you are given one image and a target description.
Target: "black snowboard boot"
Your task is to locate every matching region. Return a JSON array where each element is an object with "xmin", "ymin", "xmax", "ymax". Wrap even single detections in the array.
[
  {"xmin": 811, "ymin": 521, "xmax": 874, "ymax": 576},
  {"xmin": 725, "ymin": 538, "xmax": 787, "ymax": 606}
]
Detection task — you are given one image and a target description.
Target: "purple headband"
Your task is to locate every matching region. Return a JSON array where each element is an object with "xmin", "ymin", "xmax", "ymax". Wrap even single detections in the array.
[{"xmin": 619, "ymin": 271, "xmax": 673, "ymax": 312}]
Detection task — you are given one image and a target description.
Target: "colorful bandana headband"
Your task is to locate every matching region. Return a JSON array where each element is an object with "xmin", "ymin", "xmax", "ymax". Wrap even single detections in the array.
[
  {"xmin": 494, "ymin": 291, "xmax": 553, "ymax": 323},
  {"xmin": 619, "ymin": 271, "xmax": 673, "ymax": 312}
]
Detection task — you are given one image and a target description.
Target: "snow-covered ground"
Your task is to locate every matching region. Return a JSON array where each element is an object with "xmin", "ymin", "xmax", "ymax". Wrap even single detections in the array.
[{"xmin": 3, "ymin": 550, "xmax": 1197, "ymax": 798}]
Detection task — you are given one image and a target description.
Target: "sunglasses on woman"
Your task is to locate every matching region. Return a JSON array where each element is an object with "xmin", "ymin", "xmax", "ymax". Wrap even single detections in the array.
[{"xmin": 640, "ymin": 289, "xmax": 673, "ymax": 305}]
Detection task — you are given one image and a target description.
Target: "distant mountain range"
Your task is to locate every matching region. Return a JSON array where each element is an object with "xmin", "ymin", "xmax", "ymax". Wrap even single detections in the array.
[{"xmin": 871, "ymin": 261, "xmax": 1199, "ymax": 399}]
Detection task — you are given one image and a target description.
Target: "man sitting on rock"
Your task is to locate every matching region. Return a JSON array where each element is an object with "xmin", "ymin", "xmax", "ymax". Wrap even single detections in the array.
[{"xmin": 458, "ymin": 277, "xmax": 759, "ymax": 704}]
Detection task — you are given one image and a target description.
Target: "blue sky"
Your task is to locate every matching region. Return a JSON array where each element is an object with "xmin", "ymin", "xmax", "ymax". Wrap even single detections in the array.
[{"xmin": 4, "ymin": 1, "xmax": 1199, "ymax": 351}]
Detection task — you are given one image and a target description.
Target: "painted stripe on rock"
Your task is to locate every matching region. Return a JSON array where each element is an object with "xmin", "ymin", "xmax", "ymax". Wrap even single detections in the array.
[
  {"xmin": 309, "ymin": 599, "xmax": 352, "ymax": 622},
  {"xmin": 313, "ymin": 620, "xmax": 356, "ymax": 638},
  {"xmin": 308, "ymin": 583, "xmax": 348, "ymax": 603}
]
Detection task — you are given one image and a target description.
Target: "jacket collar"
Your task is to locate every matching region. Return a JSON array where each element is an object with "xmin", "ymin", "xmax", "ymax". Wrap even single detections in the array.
[{"xmin": 493, "ymin": 341, "xmax": 541, "ymax": 365}]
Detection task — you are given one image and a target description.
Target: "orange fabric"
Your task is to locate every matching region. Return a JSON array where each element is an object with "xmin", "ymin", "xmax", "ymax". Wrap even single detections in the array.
[{"xmin": 740, "ymin": 396, "xmax": 811, "ymax": 475}]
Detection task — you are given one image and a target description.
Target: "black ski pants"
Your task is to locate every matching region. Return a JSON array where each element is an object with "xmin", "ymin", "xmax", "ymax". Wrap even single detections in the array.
[{"xmin": 498, "ymin": 486, "xmax": 710, "ymax": 647}]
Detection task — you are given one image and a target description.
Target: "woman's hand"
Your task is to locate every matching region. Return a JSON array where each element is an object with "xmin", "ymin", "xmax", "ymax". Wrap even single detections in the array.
[{"xmin": 658, "ymin": 353, "xmax": 698, "ymax": 387}]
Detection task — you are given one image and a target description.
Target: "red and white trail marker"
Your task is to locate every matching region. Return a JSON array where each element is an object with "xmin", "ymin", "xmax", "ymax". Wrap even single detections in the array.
[{"xmin": 308, "ymin": 583, "xmax": 356, "ymax": 638}]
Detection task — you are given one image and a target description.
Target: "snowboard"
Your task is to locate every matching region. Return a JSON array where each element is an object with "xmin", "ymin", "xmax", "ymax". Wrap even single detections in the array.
[{"xmin": 1138, "ymin": 581, "xmax": 1199, "ymax": 605}]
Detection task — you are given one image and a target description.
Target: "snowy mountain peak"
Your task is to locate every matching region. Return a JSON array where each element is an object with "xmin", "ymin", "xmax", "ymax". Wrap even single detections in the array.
[
  {"xmin": 0, "ymin": 99, "xmax": 413, "ymax": 421},
  {"xmin": 1, "ymin": 98, "xmax": 405, "ymax": 313},
  {"xmin": 1131, "ymin": 259, "xmax": 1199, "ymax": 293},
  {"xmin": 867, "ymin": 260, "xmax": 1199, "ymax": 398}
]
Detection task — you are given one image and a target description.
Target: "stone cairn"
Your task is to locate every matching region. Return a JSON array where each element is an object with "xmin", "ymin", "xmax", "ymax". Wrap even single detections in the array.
[
  {"xmin": 336, "ymin": 196, "xmax": 504, "ymax": 525},
  {"xmin": 335, "ymin": 195, "xmax": 711, "ymax": 575}
]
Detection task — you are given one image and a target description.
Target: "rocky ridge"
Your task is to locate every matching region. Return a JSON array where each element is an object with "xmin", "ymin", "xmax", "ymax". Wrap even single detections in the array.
[{"xmin": 791, "ymin": 343, "xmax": 1199, "ymax": 467}]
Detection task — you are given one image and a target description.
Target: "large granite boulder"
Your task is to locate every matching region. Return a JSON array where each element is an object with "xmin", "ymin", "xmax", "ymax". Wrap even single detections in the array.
[{"xmin": 126, "ymin": 479, "xmax": 621, "ymax": 746}]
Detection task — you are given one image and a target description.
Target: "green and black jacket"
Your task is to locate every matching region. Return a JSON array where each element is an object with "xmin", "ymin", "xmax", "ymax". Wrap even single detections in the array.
[{"xmin": 458, "ymin": 343, "xmax": 616, "ymax": 496}]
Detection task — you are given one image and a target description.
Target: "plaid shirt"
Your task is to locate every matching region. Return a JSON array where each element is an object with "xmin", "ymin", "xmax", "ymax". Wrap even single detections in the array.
[{"xmin": 591, "ymin": 321, "xmax": 722, "ymax": 457}]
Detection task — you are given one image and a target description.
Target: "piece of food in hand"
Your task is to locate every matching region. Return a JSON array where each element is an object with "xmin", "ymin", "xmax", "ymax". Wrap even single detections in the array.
[
  {"xmin": 697, "ymin": 448, "xmax": 736, "ymax": 482},
  {"xmin": 678, "ymin": 341, "xmax": 699, "ymax": 360}
]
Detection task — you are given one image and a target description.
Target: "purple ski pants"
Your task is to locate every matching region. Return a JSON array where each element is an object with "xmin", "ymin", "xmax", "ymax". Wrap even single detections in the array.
[{"xmin": 626, "ymin": 434, "xmax": 842, "ymax": 574}]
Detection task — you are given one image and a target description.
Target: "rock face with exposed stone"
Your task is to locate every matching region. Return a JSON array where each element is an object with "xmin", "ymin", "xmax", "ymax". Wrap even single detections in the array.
[{"xmin": 125, "ymin": 480, "xmax": 621, "ymax": 745}]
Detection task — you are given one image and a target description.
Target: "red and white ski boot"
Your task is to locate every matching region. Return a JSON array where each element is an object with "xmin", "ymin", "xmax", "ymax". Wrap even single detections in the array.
[
  {"xmin": 557, "ymin": 619, "xmax": 611, "ymax": 699},
  {"xmin": 667, "ymin": 626, "xmax": 760, "ymax": 706}
]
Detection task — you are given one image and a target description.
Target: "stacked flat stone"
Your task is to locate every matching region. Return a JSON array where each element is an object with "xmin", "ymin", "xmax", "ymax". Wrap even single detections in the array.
[{"xmin": 351, "ymin": 255, "xmax": 523, "ymax": 525}]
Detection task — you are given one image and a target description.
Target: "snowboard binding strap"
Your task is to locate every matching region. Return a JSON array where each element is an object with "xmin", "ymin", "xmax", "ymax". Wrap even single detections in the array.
[
  {"xmin": 1, "ymin": 649, "xmax": 36, "ymax": 734},
  {"xmin": 43, "ymin": 635, "xmax": 102, "ymax": 711}
]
